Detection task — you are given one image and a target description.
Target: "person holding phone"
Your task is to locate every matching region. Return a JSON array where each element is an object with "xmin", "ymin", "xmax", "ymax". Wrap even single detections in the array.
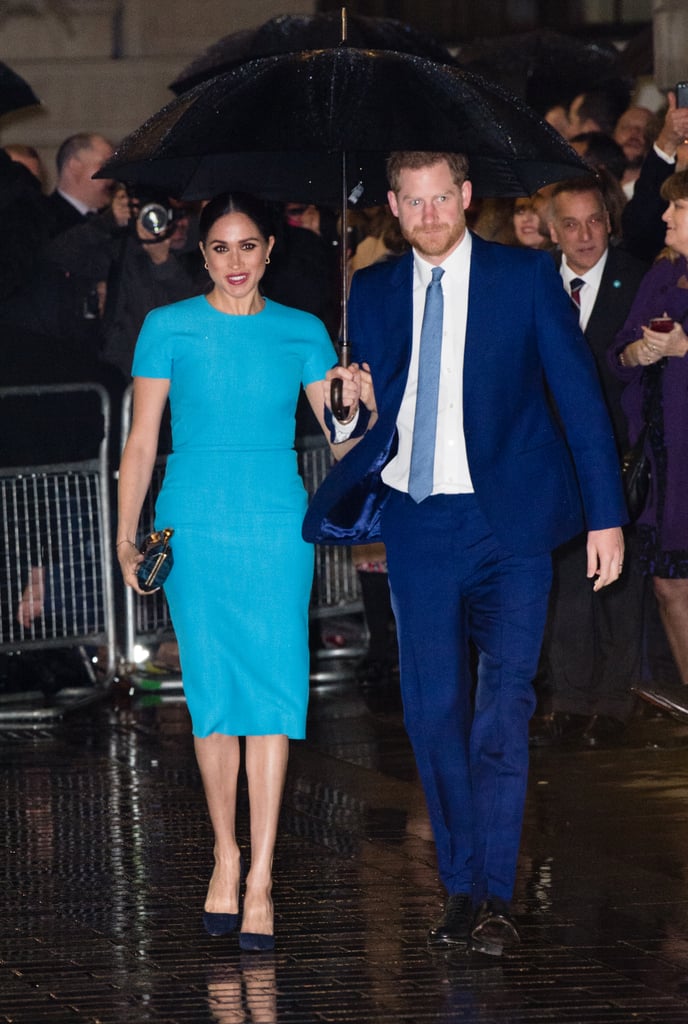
[
  {"xmin": 622, "ymin": 86, "xmax": 688, "ymax": 262},
  {"xmin": 611, "ymin": 169, "xmax": 688, "ymax": 715}
]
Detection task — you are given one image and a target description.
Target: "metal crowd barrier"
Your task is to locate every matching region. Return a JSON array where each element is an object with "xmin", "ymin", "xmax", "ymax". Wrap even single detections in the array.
[
  {"xmin": 117, "ymin": 387, "xmax": 177, "ymax": 691},
  {"xmin": 0, "ymin": 384, "xmax": 117, "ymax": 724},
  {"xmin": 119, "ymin": 387, "xmax": 364, "ymax": 687}
]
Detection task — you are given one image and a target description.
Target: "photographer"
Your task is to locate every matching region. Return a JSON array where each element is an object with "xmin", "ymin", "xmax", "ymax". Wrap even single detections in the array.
[{"xmin": 96, "ymin": 187, "xmax": 201, "ymax": 378}]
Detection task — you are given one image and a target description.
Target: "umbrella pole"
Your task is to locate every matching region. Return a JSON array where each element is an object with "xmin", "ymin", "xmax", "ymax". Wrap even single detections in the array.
[{"xmin": 331, "ymin": 149, "xmax": 351, "ymax": 421}]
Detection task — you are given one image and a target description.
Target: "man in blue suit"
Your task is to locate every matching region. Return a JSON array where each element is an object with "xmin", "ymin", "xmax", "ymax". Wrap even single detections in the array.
[{"xmin": 304, "ymin": 152, "xmax": 626, "ymax": 956}]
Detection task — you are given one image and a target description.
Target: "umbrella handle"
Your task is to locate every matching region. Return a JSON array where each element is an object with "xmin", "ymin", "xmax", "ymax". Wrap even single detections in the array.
[{"xmin": 330, "ymin": 339, "xmax": 351, "ymax": 422}]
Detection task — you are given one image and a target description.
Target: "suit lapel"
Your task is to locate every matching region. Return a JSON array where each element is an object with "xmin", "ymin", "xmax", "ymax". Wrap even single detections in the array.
[
  {"xmin": 464, "ymin": 234, "xmax": 498, "ymax": 393},
  {"xmin": 378, "ymin": 252, "xmax": 414, "ymax": 421}
]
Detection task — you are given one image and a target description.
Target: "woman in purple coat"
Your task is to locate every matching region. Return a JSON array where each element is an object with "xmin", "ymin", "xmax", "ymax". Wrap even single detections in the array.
[{"xmin": 610, "ymin": 170, "xmax": 688, "ymax": 705}]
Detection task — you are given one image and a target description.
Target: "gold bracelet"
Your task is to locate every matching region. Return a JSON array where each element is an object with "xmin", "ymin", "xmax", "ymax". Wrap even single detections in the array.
[{"xmin": 116, "ymin": 539, "xmax": 138, "ymax": 549}]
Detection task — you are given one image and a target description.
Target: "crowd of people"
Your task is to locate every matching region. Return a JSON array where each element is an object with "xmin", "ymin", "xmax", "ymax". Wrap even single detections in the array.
[{"xmin": 3, "ymin": 71, "xmax": 688, "ymax": 958}]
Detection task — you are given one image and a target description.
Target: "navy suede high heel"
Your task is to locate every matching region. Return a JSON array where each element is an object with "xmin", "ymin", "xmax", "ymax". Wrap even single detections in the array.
[
  {"xmin": 239, "ymin": 931, "xmax": 275, "ymax": 952},
  {"xmin": 203, "ymin": 855, "xmax": 245, "ymax": 936},
  {"xmin": 203, "ymin": 910, "xmax": 239, "ymax": 937}
]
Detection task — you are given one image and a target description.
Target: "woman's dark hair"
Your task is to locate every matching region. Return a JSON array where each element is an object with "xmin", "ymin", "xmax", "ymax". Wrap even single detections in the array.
[{"xmin": 199, "ymin": 192, "xmax": 274, "ymax": 245}]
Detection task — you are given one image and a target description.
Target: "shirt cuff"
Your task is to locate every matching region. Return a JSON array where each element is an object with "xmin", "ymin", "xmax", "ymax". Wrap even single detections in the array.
[
  {"xmin": 654, "ymin": 142, "xmax": 677, "ymax": 164},
  {"xmin": 324, "ymin": 403, "xmax": 371, "ymax": 444},
  {"xmin": 333, "ymin": 408, "xmax": 360, "ymax": 443}
]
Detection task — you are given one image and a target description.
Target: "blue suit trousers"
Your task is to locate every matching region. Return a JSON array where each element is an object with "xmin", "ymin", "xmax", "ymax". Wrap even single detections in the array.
[{"xmin": 382, "ymin": 491, "xmax": 552, "ymax": 902}]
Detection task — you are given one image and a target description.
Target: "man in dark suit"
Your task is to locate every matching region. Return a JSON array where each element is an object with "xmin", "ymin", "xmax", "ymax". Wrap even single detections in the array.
[
  {"xmin": 304, "ymin": 152, "xmax": 625, "ymax": 956},
  {"xmin": 530, "ymin": 178, "xmax": 648, "ymax": 749},
  {"xmin": 45, "ymin": 133, "xmax": 115, "ymax": 239},
  {"xmin": 622, "ymin": 91, "xmax": 688, "ymax": 262}
]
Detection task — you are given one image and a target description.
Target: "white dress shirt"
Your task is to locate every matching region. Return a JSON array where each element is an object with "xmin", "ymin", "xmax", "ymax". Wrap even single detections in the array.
[
  {"xmin": 559, "ymin": 249, "xmax": 608, "ymax": 333},
  {"xmin": 382, "ymin": 231, "xmax": 474, "ymax": 495}
]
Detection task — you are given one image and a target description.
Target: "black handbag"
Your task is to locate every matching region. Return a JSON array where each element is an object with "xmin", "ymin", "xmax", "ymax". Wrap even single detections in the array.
[
  {"xmin": 136, "ymin": 527, "xmax": 174, "ymax": 593},
  {"xmin": 621, "ymin": 426, "xmax": 650, "ymax": 522},
  {"xmin": 620, "ymin": 359, "xmax": 665, "ymax": 522}
]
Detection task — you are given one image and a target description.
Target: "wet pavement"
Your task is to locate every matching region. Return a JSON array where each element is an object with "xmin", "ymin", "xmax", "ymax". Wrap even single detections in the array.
[{"xmin": 3, "ymin": 672, "xmax": 688, "ymax": 1023}]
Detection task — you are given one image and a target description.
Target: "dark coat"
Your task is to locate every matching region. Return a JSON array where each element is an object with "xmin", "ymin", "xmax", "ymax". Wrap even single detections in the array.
[
  {"xmin": 304, "ymin": 234, "xmax": 627, "ymax": 555},
  {"xmin": 44, "ymin": 190, "xmax": 88, "ymax": 239},
  {"xmin": 557, "ymin": 245, "xmax": 648, "ymax": 452}
]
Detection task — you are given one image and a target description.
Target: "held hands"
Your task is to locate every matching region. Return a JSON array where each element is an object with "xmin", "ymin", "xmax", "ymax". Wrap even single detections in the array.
[
  {"xmin": 587, "ymin": 527, "xmax": 624, "ymax": 592},
  {"xmin": 323, "ymin": 362, "xmax": 376, "ymax": 418},
  {"xmin": 640, "ymin": 317, "xmax": 688, "ymax": 362}
]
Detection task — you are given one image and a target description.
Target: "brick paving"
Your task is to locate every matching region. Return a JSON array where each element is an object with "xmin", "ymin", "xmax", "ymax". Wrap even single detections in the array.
[{"xmin": 3, "ymin": 677, "xmax": 688, "ymax": 1022}]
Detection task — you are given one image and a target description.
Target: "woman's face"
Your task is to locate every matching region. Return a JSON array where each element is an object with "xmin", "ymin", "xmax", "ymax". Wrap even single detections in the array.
[
  {"xmin": 200, "ymin": 212, "xmax": 274, "ymax": 305},
  {"xmin": 513, "ymin": 199, "xmax": 546, "ymax": 248},
  {"xmin": 662, "ymin": 198, "xmax": 688, "ymax": 257}
]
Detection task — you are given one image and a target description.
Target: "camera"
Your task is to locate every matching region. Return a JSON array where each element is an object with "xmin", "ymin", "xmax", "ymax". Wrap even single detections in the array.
[
  {"xmin": 138, "ymin": 201, "xmax": 173, "ymax": 236},
  {"xmin": 123, "ymin": 185, "xmax": 175, "ymax": 237}
]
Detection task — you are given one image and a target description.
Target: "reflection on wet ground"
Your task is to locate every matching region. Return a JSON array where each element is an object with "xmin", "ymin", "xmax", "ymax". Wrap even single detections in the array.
[{"xmin": 3, "ymin": 676, "xmax": 688, "ymax": 1022}]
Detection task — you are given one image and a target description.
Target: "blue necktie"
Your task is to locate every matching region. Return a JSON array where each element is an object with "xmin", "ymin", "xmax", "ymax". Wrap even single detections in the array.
[{"xmin": 408, "ymin": 266, "xmax": 444, "ymax": 503}]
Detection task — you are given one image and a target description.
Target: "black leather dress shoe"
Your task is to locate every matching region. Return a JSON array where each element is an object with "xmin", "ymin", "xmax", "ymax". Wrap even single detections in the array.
[
  {"xmin": 427, "ymin": 893, "xmax": 473, "ymax": 950},
  {"xmin": 470, "ymin": 898, "xmax": 520, "ymax": 957},
  {"xmin": 581, "ymin": 713, "xmax": 626, "ymax": 748},
  {"xmin": 529, "ymin": 711, "xmax": 588, "ymax": 748},
  {"xmin": 632, "ymin": 682, "xmax": 688, "ymax": 720}
]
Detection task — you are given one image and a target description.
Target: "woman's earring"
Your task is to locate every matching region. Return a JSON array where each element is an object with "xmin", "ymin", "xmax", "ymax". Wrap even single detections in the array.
[
  {"xmin": 204, "ymin": 261, "xmax": 209, "ymax": 270},
  {"xmin": 265, "ymin": 256, "xmax": 271, "ymax": 265}
]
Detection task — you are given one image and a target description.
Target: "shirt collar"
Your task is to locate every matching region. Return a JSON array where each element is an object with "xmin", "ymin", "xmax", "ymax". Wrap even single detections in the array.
[
  {"xmin": 560, "ymin": 248, "xmax": 609, "ymax": 291},
  {"xmin": 57, "ymin": 189, "xmax": 95, "ymax": 217},
  {"xmin": 413, "ymin": 229, "xmax": 472, "ymax": 285}
]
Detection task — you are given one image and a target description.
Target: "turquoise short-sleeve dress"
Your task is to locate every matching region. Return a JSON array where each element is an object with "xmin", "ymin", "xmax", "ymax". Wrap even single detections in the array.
[{"xmin": 132, "ymin": 294, "xmax": 335, "ymax": 738}]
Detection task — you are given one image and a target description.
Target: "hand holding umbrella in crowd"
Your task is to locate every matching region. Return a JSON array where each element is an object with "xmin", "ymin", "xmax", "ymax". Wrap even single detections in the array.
[{"xmin": 98, "ymin": 47, "xmax": 588, "ymax": 418}]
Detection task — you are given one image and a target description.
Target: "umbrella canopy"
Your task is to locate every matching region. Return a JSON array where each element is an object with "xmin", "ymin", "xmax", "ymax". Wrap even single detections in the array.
[
  {"xmin": 169, "ymin": 11, "xmax": 453, "ymax": 94},
  {"xmin": 457, "ymin": 30, "xmax": 625, "ymax": 114},
  {"xmin": 0, "ymin": 61, "xmax": 40, "ymax": 118},
  {"xmin": 100, "ymin": 47, "xmax": 588, "ymax": 204}
]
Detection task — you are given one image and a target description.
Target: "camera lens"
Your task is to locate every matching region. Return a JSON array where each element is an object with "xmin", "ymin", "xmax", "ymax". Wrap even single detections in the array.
[{"xmin": 139, "ymin": 202, "xmax": 171, "ymax": 236}]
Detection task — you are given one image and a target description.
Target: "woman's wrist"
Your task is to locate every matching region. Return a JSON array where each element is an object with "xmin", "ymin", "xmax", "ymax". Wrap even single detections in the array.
[
  {"xmin": 116, "ymin": 538, "xmax": 138, "ymax": 550},
  {"xmin": 619, "ymin": 340, "xmax": 641, "ymax": 368}
]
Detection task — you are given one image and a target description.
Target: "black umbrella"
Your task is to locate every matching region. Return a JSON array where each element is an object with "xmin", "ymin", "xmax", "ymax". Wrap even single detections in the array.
[
  {"xmin": 0, "ymin": 61, "xmax": 40, "ymax": 118},
  {"xmin": 169, "ymin": 10, "xmax": 453, "ymax": 94},
  {"xmin": 457, "ymin": 30, "xmax": 625, "ymax": 115},
  {"xmin": 100, "ymin": 48, "xmax": 587, "ymax": 204},
  {"xmin": 99, "ymin": 47, "xmax": 587, "ymax": 416}
]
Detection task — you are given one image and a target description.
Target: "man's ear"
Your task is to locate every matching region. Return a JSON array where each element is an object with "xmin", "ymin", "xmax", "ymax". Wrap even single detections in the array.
[
  {"xmin": 461, "ymin": 179, "xmax": 472, "ymax": 209},
  {"xmin": 387, "ymin": 189, "xmax": 399, "ymax": 217}
]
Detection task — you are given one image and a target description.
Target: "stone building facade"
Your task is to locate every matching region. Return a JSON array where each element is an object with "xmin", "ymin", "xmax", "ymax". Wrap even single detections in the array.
[{"xmin": 0, "ymin": 0, "xmax": 312, "ymax": 187}]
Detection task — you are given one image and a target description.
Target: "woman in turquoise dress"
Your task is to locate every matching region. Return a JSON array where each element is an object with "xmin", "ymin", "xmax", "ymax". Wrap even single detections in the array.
[{"xmin": 116, "ymin": 193, "xmax": 363, "ymax": 951}]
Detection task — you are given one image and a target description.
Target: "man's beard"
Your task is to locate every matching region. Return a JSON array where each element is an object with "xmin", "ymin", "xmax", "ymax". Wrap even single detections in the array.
[
  {"xmin": 626, "ymin": 152, "xmax": 646, "ymax": 171},
  {"xmin": 404, "ymin": 220, "xmax": 464, "ymax": 259}
]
